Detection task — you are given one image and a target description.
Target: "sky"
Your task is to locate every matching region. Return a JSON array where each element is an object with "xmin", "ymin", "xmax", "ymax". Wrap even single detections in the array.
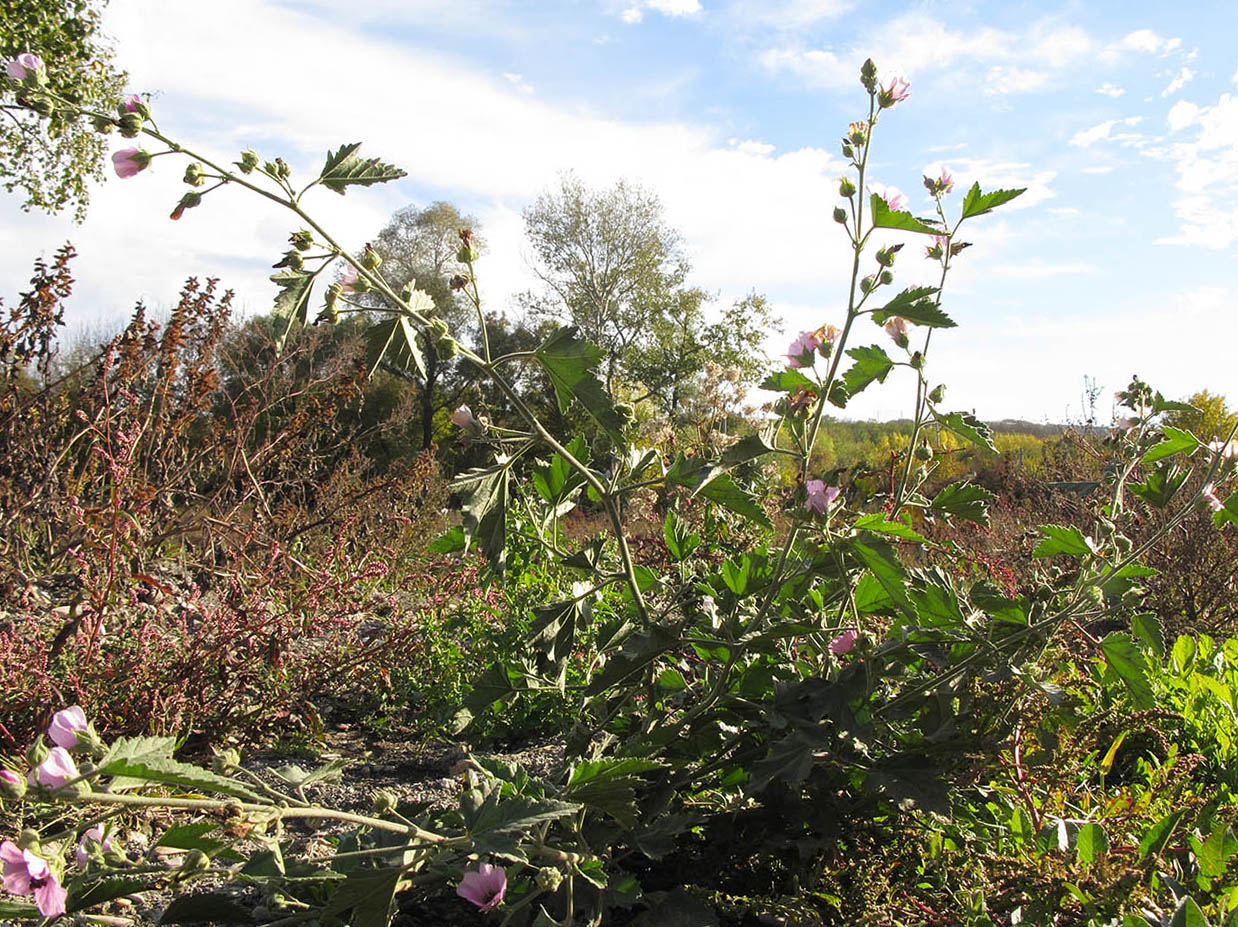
[{"xmin": 2, "ymin": 0, "xmax": 1237, "ymax": 422}]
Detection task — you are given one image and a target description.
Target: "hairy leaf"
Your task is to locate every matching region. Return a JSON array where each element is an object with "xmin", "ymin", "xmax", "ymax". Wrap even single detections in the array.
[
  {"xmin": 933, "ymin": 410, "xmax": 997, "ymax": 453},
  {"xmin": 960, "ymin": 182, "xmax": 1026, "ymax": 219},
  {"xmin": 841, "ymin": 344, "xmax": 895, "ymax": 397},
  {"xmin": 535, "ymin": 327, "xmax": 626, "ymax": 443},
  {"xmin": 930, "ymin": 482, "xmax": 996, "ymax": 526},
  {"xmin": 1101, "ymin": 632, "xmax": 1155, "ymax": 710},
  {"xmin": 869, "ymin": 193, "xmax": 943, "ymax": 234},
  {"xmin": 452, "ymin": 460, "xmax": 511, "ymax": 577},
  {"xmin": 1032, "ymin": 524, "xmax": 1095, "ymax": 558},
  {"xmin": 318, "ymin": 143, "xmax": 407, "ymax": 194}
]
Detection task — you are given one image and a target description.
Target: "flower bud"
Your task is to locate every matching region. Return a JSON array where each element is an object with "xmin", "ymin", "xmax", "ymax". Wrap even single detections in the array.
[
  {"xmin": 875, "ymin": 246, "xmax": 897, "ymax": 267},
  {"xmin": 289, "ymin": 229, "xmax": 313, "ymax": 251},
  {"xmin": 124, "ymin": 94, "xmax": 152, "ymax": 120},
  {"xmin": 929, "ymin": 384, "xmax": 945, "ymax": 404},
  {"xmin": 860, "ymin": 58, "xmax": 878, "ymax": 93},
  {"xmin": 847, "ymin": 121, "xmax": 868, "ymax": 147},
  {"xmin": 183, "ymin": 162, "xmax": 205, "ymax": 187},
  {"xmin": 860, "ymin": 275, "xmax": 877, "ymax": 294},
  {"xmin": 371, "ymin": 790, "xmax": 398, "ymax": 814},
  {"xmin": 430, "ymin": 318, "xmax": 451, "ymax": 339},
  {"xmin": 915, "ymin": 443, "xmax": 933, "ymax": 461},
  {"xmin": 0, "ymin": 769, "xmax": 26, "ymax": 801},
  {"xmin": 841, "ymin": 141, "xmax": 854, "ymax": 159},
  {"xmin": 90, "ymin": 114, "xmax": 116, "ymax": 134},
  {"xmin": 910, "ymin": 351, "xmax": 924, "ymax": 370},
  {"xmin": 17, "ymin": 829, "xmax": 41, "ymax": 851},
  {"xmin": 832, "ymin": 206, "xmax": 848, "ymax": 224},
  {"xmin": 274, "ymin": 158, "xmax": 291, "ymax": 179},
  {"xmin": 238, "ymin": 150, "xmax": 259, "ymax": 174},
  {"xmin": 28, "ymin": 96, "xmax": 55, "ymax": 118},
  {"xmin": 449, "ymin": 273, "xmax": 469, "ymax": 290},
  {"xmin": 211, "ymin": 748, "xmax": 241, "ymax": 774},
  {"xmin": 275, "ymin": 249, "xmax": 303, "ymax": 271},
  {"xmin": 117, "ymin": 112, "xmax": 143, "ymax": 138},
  {"xmin": 170, "ymin": 192, "xmax": 202, "ymax": 221},
  {"xmin": 435, "ymin": 336, "xmax": 459, "ymax": 360},
  {"xmin": 535, "ymin": 867, "xmax": 564, "ymax": 892},
  {"xmin": 839, "ymin": 177, "xmax": 856, "ymax": 198},
  {"xmin": 879, "ymin": 270, "xmax": 894, "ymax": 285},
  {"xmin": 315, "ymin": 303, "xmax": 340, "ymax": 326},
  {"xmin": 26, "ymin": 736, "xmax": 49, "ymax": 768},
  {"xmin": 360, "ymin": 244, "xmax": 383, "ymax": 271},
  {"xmin": 181, "ymin": 849, "xmax": 211, "ymax": 874}
]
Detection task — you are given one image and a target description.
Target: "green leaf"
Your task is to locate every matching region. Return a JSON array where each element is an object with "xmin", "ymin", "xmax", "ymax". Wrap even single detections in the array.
[
  {"xmin": 269, "ymin": 757, "xmax": 349, "ymax": 788},
  {"xmin": 866, "ymin": 760, "xmax": 952, "ymax": 822},
  {"xmin": 68, "ymin": 877, "xmax": 154, "ymax": 914},
  {"xmin": 871, "ymin": 287, "xmax": 955, "ymax": 328},
  {"xmin": 853, "ymin": 513, "xmax": 927, "ymax": 542},
  {"xmin": 1192, "ymin": 824, "xmax": 1238, "ymax": 879},
  {"xmin": 850, "ymin": 538, "xmax": 911, "ymax": 616},
  {"xmin": 429, "ymin": 525, "xmax": 466, "ymax": 554},
  {"xmin": 535, "ymin": 327, "xmax": 626, "ymax": 444},
  {"xmin": 1032, "ymin": 524, "xmax": 1095, "ymax": 558},
  {"xmin": 156, "ymin": 822, "xmax": 240, "ymax": 860},
  {"xmin": 563, "ymin": 758, "xmax": 664, "ymax": 829},
  {"xmin": 452, "ymin": 460, "xmax": 511, "ymax": 577},
  {"xmin": 721, "ymin": 556, "xmax": 751, "ymax": 595},
  {"xmin": 159, "ymin": 893, "xmax": 254, "ymax": 925},
  {"xmin": 665, "ymin": 454, "xmax": 770, "ymax": 527},
  {"xmin": 99, "ymin": 755, "xmax": 261, "ymax": 800},
  {"xmin": 1101, "ymin": 632, "xmax": 1154, "ymax": 710},
  {"xmin": 269, "ymin": 268, "xmax": 316, "ymax": 348},
  {"xmin": 870, "ymin": 192, "xmax": 943, "ymax": 234},
  {"xmin": 841, "ymin": 344, "xmax": 895, "ymax": 398},
  {"xmin": 929, "ymin": 482, "xmax": 996, "ymax": 526},
  {"xmin": 575, "ymin": 858, "xmax": 609, "ymax": 890},
  {"xmin": 364, "ymin": 315, "xmax": 425, "ymax": 379},
  {"xmin": 321, "ymin": 866, "xmax": 405, "ymax": 927},
  {"xmin": 761, "ymin": 368, "xmax": 817, "ymax": 394},
  {"xmin": 586, "ymin": 624, "xmax": 682, "ymax": 695},
  {"xmin": 1129, "ymin": 461, "xmax": 1190, "ymax": 508},
  {"xmin": 1168, "ymin": 895, "xmax": 1211, "ymax": 927},
  {"xmin": 1142, "ymin": 426, "xmax": 1198, "ymax": 464},
  {"xmin": 465, "ymin": 661, "xmax": 520, "ymax": 713},
  {"xmin": 1213, "ymin": 490, "xmax": 1238, "ymax": 530},
  {"xmin": 461, "ymin": 791, "xmax": 580, "ymax": 837},
  {"xmin": 933, "ymin": 410, "xmax": 997, "ymax": 454},
  {"xmin": 663, "ymin": 510, "xmax": 700, "ymax": 562},
  {"xmin": 0, "ymin": 901, "xmax": 38, "ymax": 919},
  {"xmin": 960, "ymin": 182, "xmax": 1027, "ymax": 219},
  {"xmin": 1132, "ymin": 613, "xmax": 1165, "ymax": 659},
  {"xmin": 1075, "ymin": 822, "xmax": 1109, "ymax": 867},
  {"xmin": 318, "ymin": 143, "xmax": 407, "ymax": 194}
]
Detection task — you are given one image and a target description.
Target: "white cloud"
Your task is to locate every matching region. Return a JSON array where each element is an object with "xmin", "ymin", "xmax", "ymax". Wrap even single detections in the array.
[
  {"xmin": 621, "ymin": 0, "xmax": 702, "ymax": 22},
  {"xmin": 503, "ymin": 72, "xmax": 534, "ymax": 94},
  {"xmin": 1069, "ymin": 116, "xmax": 1143, "ymax": 148},
  {"xmin": 989, "ymin": 261, "xmax": 1094, "ymax": 279},
  {"xmin": 1048, "ymin": 207, "xmax": 1082, "ymax": 216},
  {"xmin": 1161, "ymin": 66, "xmax": 1195, "ymax": 97},
  {"xmin": 1096, "ymin": 82, "xmax": 1125, "ymax": 98},
  {"xmin": 621, "ymin": 7, "xmax": 644, "ymax": 23},
  {"xmin": 983, "ymin": 66, "xmax": 1050, "ymax": 96},
  {"xmin": 1167, "ymin": 100, "xmax": 1201, "ymax": 131},
  {"xmin": 1114, "ymin": 29, "xmax": 1181, "ymax": 55},
  {"xmin": 1147, "ymin": 94, "xmax": 1238, "ymax": 248},
  {"xmin": 1081, "ymin": 166, "xmax": 1115, "ymax": 174},
  {"xmin": 729, "ymin": 0, "xmax": 852, "ymax": 29}
]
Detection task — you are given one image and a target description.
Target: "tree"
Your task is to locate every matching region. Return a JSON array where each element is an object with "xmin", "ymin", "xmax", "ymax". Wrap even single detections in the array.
[
  {"xmin": 1168, "ymin": 389, "xmax": 1236, "ymax": 443},
  {"xmin": 523, "ymin": 174, "xmax": 689, "ymax": 393},
  {"xmin": 523, "ymin": 175, "xmax": 777, "ymax": 420},
  {"xmin": 361, "ymin": 202, "xmax": 480, "ymax": 449},
  {"xmin": 1, "ymin": 0, "xmax": 127, "ymax": 220}
]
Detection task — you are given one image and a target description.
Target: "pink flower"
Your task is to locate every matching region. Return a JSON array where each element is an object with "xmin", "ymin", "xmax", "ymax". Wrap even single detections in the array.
[
  {"xmin": 1, "ymin": 841, "xmax": 67, "ymax": 918},
  {"xmin": 111, "ymin": 148, "xmax": 151, "ymax": 179},
  {"xmin": 27, "ymin": 747, "xmax": 78, "ymax": 790},
  {"xmin": 786, "ymin": 330, "xmax": 822, "ymax": 368},
  {"xmin": 925, "ymin": 235, "xmax": 948, "ymax": 260},
  {"xmin": 0, "ymin": 770, "xmax": 24, "ymax": 800},
  {"xmin": 805, "ymin": 479, "xmax": 840, "ymax": 514},
  {"xmin": 884, "ymin": 317, "xmax": 909, "ymax": 346},
  {"xmin": 48, "ymin": 706, "xmax": 88, "ymax": 749},
  {"xmin": 875, "ymin": 185, "xmax": 907, "ymax": 212},
  {"xmin": 339, "ymin": 268, "xmax": 360, "ymax": 294},
  {"xmin": 1203, "ymin": 483, "xmax": 1224, "ymax": 513},
  {"xmin": 1210, "ymin": 439, "xmax": 1237, "ymax": 459},
  {"xmin": 5, "ymin": 53, "xmax": 44, "ymax": 81},
  {"xmin": 76, "ymin": 826, "xmax": 112, "ymax": 869},
  {"xmin": 457, "ymin": 862, "xmax": 506, "ymax": 910},
  {"xmin": 828, "ymin": 629, "xmax": 859, "ymax": 655},
  {"xmin": 122, "ymin": 93, "xmax": 143, "ymax": 113},
  {"xmin": 451, "ymin": 405, "xmax": 476, "ymax": 429},
  {"xmin": 878, "ymin": 75, "xmax": 911, "ymax": 108}
]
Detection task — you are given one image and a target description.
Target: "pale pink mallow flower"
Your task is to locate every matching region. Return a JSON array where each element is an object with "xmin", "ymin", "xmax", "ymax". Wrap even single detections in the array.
[
  {"xmin": 1209, "ymin": 439, "xmax": 1238, "ymax": 460},
  {"xmin": 805, "ymin": 480, "xmax": 841, "ymax": 514},
  {"xmin": 1202, "ymin": 483, "xmax": 1225, "ymax": 513},
  {"xmin": 339, "ymin": 268, "xmax": 360, "ymax": 294},
  {"xmin": 111, "ymin": 148, "xmax": 151, "ymax": 179},
  {"xmin": 0, "ymin": 841, "xmax": 67, "ymax": 918},
  {"xmin": 121, "ymin": 93, "xmax": 143, "ymax": 113},
  {"xmin": 829, "ymin": 629, "xmax": 859, "ymax": 655},
  {"xmin": 457, "ymin": 862, "xmax": 507, "ymax": 910},
  {"xmin": 875, "ymin": 185, "xmax": 907, "ymax": 212},
  {"xmin": 884, "ymin": 317, "xmax": 910, "ymax": 346},
  {"xmin": 5, "ymin": 53, "xmax": 44, "ymax": 81},
  {"xmin": 786, "ymin": 330, "xmax": 823, "ymax": 368},
  {"xmin": 76, "ymin": 826, "xmax": 112, "ymax": 869},
  {"xmin": 0, "ymin": 769, "xmax": 23, "ymax": 800},
  {"xmin": 27, "ymin": 747, "xmax": 79, "ymax": 790},
  {"xmin": 878, "ymin": 76, "xmax": 911, "ymax": 108},
  {"xmin": 451, "ymin": 405, "xmax": 476, "ymax": 429},
  {"xmin": 48, "ymin": 705, "xmax": 88, "ymax": 749}
]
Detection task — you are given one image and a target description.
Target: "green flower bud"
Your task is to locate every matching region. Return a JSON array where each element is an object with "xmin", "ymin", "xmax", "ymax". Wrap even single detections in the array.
[
  {"xmin": 875, "ymin": 246, "xmax": 899, "ymax": 267},
  {"xmin": 860, "ymin": 58, "xmax": 878, "ymax": 93},
  {"xmin": 316, "ymin": 303, "xmax": 340, "ymax": 325},
  {"xmin": 929, "ymin": 384, "xmax": 946, "ymax": 404},
  {"xmin": 435, "ymin": 336, "xmax": 459, "ymax": 360},
  {"xmin": 535, "ymin": 867, "xmax": 564, "ymax": 892},
  {"xmin": 860, "ymin": 275, "xmax": 877, "ymax": 294},
  {"xmin": 90, "ymin": 114, "xmax": 116, "ymax": 134},
  {"xmin": 371, "ymin": 790, "xmax": 398, "ymax": 814},
  {"xmin": 181, "ymin": 849, "xmax": 211, "ymax": 874},
  {"xmin": 211, "ymin": 748, "xmax": 241, "ymax": 774},
  {"xmin": 274, "ymin": 158, "xmax": 291, "ymax": 179},
  {"xmin": 456, "ymin": 228, "xmax": 479, "ymax": 264},
  {"xmin": 17, "ymin": 829, "xmax": 41, "ymax": 851},
  {"xmin": 879, "ymin": 270, "xmax": 894, "ymax": 285},
  {"xmin": 0, "ymin": 769, "xmax": 27, "ymax": 801},
  {"xmin": 360, "ymin": 244, "xmax": 383, "ymax": 271},
  {"xmin": 833, "ymin": 206, "xmax": 848, "ymax": 224},
  {"xmin": 290, "ymin": 229, "xmax": 314, "ymax": 251},
  {"xmin": 430, "ymin": 318, "xmax": 451, "ymax": 339},
  {"xmin": 26, "ymin": 736, "xmax": 48, "ymax": 768},
  {"xmin": 117, "ymin": 112, "xmax": 143, "ymax": 138},
  {"xmin": 910, "ymin": 351, "xmax": 924, "ymax": 370},
  {"xmin": 183, "ymin": 162, "xmax": 206, "ymax": 187},
  {"xmin": 238, "ymin": 150, "xmax": 260, "ymax": 174},
  {"xmin": 914, "ymin": 443, "xmax": 933, "ymax": 461},
  {"xmin": 839, "ymin": 177, "xmax": 856, "ymax": 198},
  {"xmin": 170, "ymin": 192, "xmax": 202, "ymax": 221}
]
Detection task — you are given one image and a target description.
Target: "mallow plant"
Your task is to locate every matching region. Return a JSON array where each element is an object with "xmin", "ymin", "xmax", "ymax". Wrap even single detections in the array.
[{"xmin": 3, "ymin": 52, "xmax": 1238, "ymax": 926}]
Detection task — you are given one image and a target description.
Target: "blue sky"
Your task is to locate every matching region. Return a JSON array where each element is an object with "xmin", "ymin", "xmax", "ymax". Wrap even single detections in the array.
[{"xmin": 2, "ymin": 0, "xmax": 1237, "ymax": 421}]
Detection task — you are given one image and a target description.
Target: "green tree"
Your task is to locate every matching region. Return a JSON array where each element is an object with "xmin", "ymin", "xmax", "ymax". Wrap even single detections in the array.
[
  {"xmin": 1167, "ymin": 389, "xmax": 1236, "ymax": 443},
  {"xmin": 1, "ymin": 0, "xmax": 127, "ymax": 220}
]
